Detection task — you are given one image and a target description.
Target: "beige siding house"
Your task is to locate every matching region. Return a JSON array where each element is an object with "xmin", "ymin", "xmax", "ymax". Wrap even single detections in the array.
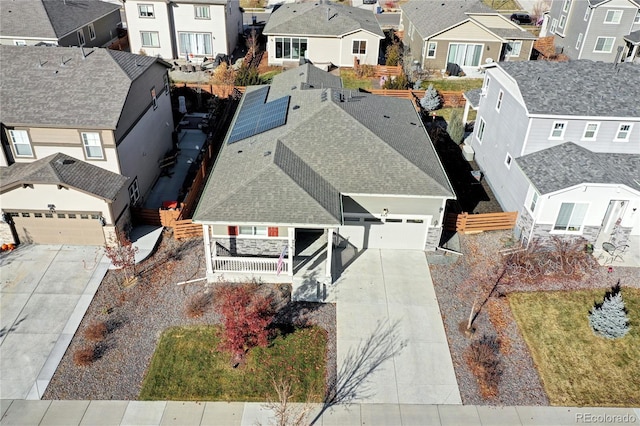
[
  {"xmin": 263, "ymin": 2, "xmax": 385, "ymax": 67},
  {"xmin": 401, "ymin": 0, "xmax": 536, "ymax": 74},
  {"xmin": 0, "ymin": 45, "xmax": 174, "ymax": 246}
]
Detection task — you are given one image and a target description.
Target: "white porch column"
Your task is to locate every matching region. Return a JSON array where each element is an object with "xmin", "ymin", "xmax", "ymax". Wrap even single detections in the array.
[
  {"xmin": 202, "ymin": 224, "xmax": 213, "ymax": 277},
  {"xmin": 325, "ymin": 228, "xmax": 334, "ymax": 280},
  {"xmin": 462, "ymin": 100, "xmax": 471, "ymax": 126},
  {"xmin": 629, "ymin": 44, "xmax": 639, "ymax": 62},
  {"xmin": 287, "ymin": 227, "xmax": 294, "ymax": 276}
]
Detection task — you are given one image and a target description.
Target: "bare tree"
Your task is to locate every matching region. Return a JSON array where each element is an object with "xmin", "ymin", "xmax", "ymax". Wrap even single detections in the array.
[
  {"xmin": 263, "ymin": 376, "xmax": 318, "ymax": 426},
  {"xmin": 104, "ymin": 229, "xmax": 138, "ymax": 287}
]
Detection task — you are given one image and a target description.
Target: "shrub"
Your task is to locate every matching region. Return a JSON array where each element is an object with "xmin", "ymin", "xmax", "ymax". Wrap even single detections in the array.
[
  {"xmin": 589, "ymin": 281, "xmax": 631, "ymax": 339},
  {"xmin": 186, "ymin": 292, "xmax": 213, "ymax": 318},
  {"xmin": 420, "ymin": 83, "xmax": 441, "ymax": 113},
  {"xmin": 385, "ymin": 43, "xmax": 402, "ymax": 66},
  {"xmin": 235, "ymin": 64, "xmax": 261, "ymax": 86},
  {"xmin": 466, "ymin": 334, "xmax": 503, "ymax": 398},
  {"xmin": 84, "ymin": 322, "xmax": 108, "ymax": 342},
  {"xmin": 382, "ymin": 72, "xmax": 408, "ymax": 89},
  {"xmin": 447, "ymin": 109, "xmax": 465, "ymax": 144},
  {"xmin": 73, "ymin": 346, "xmax": 97, "ymax": 366}
]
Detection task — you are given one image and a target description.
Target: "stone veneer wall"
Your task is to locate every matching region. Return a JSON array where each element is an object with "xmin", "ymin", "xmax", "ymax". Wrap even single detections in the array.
[
  {"xmin": 214, "ymin": 237, "xmax": 288, "ymax": 257},
  {"xmin": 529, "ymin": 224, "xmax": 600, "ymax": 246},
  {"xmin": 0, "ymin": 222, "xmax": 16, "ymax": 245},
  {"xmin": 516, "ymin": 208, "xmax": 534, "ymax": 245},
  {"xmin": 425, "ymin": 227, "xmax": 442, "ymax": 251}
]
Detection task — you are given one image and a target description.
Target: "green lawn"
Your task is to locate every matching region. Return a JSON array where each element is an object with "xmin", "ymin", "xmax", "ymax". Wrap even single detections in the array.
[
  {"xmin": 140, "ymin": 325, "xmax": 327, "ymax": 402},
  {"xmin": 340, "ymin": 69, "xmax": 373, "ymax": 90},
  {"xmin": 509, "ymin": 289, "xmax": 640, "ymax": 406},
  {"xmin": 421, "ymin": 79, "xmax": 483, "ymax": 92}
]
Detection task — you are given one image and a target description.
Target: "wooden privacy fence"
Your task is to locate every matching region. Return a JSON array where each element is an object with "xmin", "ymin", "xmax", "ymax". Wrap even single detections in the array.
[
  {"xmin": 173, "ymin": 219, "xmax": 203, "ymax": 239},
  {"xmin": 131, "ymin": 207, "xmax": 181, "ymax": 227},
  {"xmin": 368, "ymin": 89, "xmax": 465, "ymax": 108},
  {"xmin": 374, "ymin": 65, "xmax": 403, "ymax": 77},
  {"xmin": 445, "ymin": 212, "xmax": 518, "ymax": 234}
]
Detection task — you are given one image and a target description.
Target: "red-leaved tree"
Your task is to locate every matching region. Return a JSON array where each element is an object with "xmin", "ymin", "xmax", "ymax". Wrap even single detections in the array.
[
  {"xmin": 215, "ymin": 283, "xmax": 274, "ymax": 364},
  {"xmin": 104, "ymin": 229, "xmax": 138, "ymax": 286}
]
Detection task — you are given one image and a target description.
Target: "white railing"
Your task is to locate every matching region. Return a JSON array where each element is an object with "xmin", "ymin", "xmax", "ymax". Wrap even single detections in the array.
[{"xmin": 213, "ymin": 256, "xmax": 289, "ymax": 274}]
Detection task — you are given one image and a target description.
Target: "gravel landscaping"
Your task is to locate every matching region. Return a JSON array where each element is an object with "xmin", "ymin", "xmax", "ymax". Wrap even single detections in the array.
[
  {"xmin": 44, "ymin": 230, "xmax": 336, "ymax": 400},
  {"xmin": 429, "ymin": 230, "xmax": 640, "ymax": 406}
]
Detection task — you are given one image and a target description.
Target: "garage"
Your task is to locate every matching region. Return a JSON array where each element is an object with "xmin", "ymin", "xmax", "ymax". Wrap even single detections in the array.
[
  {"xmin": 6, "ymin": 210, "xmax": 105, "ymax": 245},
  {"xmin": 338, "ymin": 216, "xmax": 430, "ymax": 250}
]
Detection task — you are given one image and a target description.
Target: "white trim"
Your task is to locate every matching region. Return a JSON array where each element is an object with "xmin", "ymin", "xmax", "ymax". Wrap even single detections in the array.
[
  {"xmin": 528, "ymin": 113, "xmax": 639, "ymax": 120},
  {"xmin": 581, "ymin": 122, "xmax": 600, "ymax": 141},
  {"xmin": 8, "ymin": 129, "xmax": 33, "ymax": 158},
  {"xmin": 141, "ymin": 31, "xmax": 160, "ymax": 48},
  {"xmin": 13, "ymin": 40, "xmax": 26, "ymax": 46},
  {"xmin": 476, "ymin": 117, "xmax": 486, "ymax": 143},
  {"xmin": 341, "ymin": 193, "xmax": 452, "ymax": 199},
  {"xmin": 506, "ymin": 40, "xmax": 522, "ymax": 57},
  {"xmin": 551, "ymin": 201, "xmax": 589, "ymax": 234},
  {"xmin": 549, "ymin": 121, "xmax": 567, "ymax": 139},
  {"xmin": 81, "ymin": 131, "xmax": 104, "ymax": 159},
  {"xmin": 584, "ymin": 7, "xmax": 591, "ymax": 21},
  {"xmin": 495, "ymin": 90, "xmax": 504, "ymax": 112},
  {"xmin": 212, "ymin": 234, "xmax": 288, "ymax": 240},
  {"xmin": 576, "ymin": 33, "xmax": 583, "ymax": 50},
  {"xmin": 88, "ymin": 23, "xmax": 96, "ymax": 41},
  {"xmin": 603, "ymin": 9, "xmax": 623, "ymax": 24},
  {"xmin": 550, "ymin": 18, "xmax": 558, "ymax": 33},
  {"xmin": 352, "ymin": 39, "xmax": 367, "ymax": 55},
  {"xmin": 426, "ymin": 41, "xmax": 437, "ymax": 58},
  {"xmin": 77, "ymin": 29, "xmax": 85, "ymax": 46},
  {"xmin": 614, "ymin": 123, "xmax": 633, "ymax": 142},
  {"xmin": 520, "ymin": 118, "xmax": 533, "ymax": 157},
  {"xmin": 593, "ymin": 36, "xmax": 616, "ymax": 53}
]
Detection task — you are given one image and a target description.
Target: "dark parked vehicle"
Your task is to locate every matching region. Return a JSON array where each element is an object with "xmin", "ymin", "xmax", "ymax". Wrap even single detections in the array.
[{"xmin": 510, "ymin": 13, "xmax": 532, "ymax": 24}]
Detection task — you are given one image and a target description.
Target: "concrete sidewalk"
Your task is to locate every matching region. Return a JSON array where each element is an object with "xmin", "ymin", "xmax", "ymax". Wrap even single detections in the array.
[{"xmin": 1, "ymin": 400, "xmax": 638, "ymax": 425}]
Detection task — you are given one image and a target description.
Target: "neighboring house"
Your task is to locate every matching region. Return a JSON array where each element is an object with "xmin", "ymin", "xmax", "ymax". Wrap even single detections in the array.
[
  {"xmin": 124, "ymin": 0, "xmax": 242, "ymax": 60},
  {"xmin": 263, "ymin": 2, "xmax": 385, "ymax": 67},
  {"xmin": 540, "ymin": 0, "xmax": 640, "ymax": 62},
  {"xmin": 462, "ymin": 60, "xmax": 640, "ymax": 248},
  {"xmin": 400, "ymin": 0, "xmax": 537, "ymax": 73},
  {"xmin": 0, "ymin": 0, "xmax": 122, "ymax": 47},
  {"xmin": 193, "ymin": 63, "xmax": 455, "ymax": 283},
  {"xmin": 0, "ymin": 45, "xmax": 174, "ymax": 246}
]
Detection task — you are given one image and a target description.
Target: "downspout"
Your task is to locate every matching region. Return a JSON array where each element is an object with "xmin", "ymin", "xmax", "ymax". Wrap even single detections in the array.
[{"xmin": 167, "ymin": 2, "xmax": 178, "ymax": 59}]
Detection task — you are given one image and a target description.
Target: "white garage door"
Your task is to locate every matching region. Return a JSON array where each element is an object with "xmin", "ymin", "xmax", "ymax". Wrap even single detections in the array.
[
  {"xmin": 338, "ymin": 217, "xmax": 429, "ymax": 250},
  {"xmin": 7, "ymin": 211, "xmax": 106, "ymax": 245}
]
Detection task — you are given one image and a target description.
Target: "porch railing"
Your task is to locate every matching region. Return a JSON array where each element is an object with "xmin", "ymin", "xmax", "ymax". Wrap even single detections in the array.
[{"xmin": 213, "ymin": 256, "xmax": 289, "ymax": 275}]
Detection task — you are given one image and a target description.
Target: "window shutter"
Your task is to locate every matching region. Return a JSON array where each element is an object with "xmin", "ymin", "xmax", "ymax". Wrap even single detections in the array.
[
  {"xmin": 268, "ymin": 227, "xmax": 278, "ymax": 237},
  {"xmin": 227, "ymin": 226, "xmax": 238, "ymax": 236}
]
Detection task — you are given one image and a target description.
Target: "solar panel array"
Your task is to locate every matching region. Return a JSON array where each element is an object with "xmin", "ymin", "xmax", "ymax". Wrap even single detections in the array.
[{"xmin": 228, "ymin": 87, "xmax": 290, "ymax": 144}]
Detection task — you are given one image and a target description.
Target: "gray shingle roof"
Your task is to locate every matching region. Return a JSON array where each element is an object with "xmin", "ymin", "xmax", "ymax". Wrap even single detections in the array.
[
  {"xmin": 263, "ymin": 2, "xmax": 384, "ymax": 37},
  {"xmin": 516, "ymin": 142, "xmax": 640, "ymax": 195},
  {"xmin": 464, "ymin": 88, "xmax": 482, "ymax": 108},
  {"xmin": 0, "ymin": 0, "xmax": 120, "ymax": 40},
  {"xmin": 487, "ymin": 27, "xmax": 537, "ymax": 40},
  {"xmin": 269, "ymin": 63, "xmax": 342, "ymax": 96},
  {"xmin": 400, "ymin": 0, "xmax": 494, "ymax": 39},
  {"xmin": 0, "ymin": 45, "xmax": 167, "ymax": 129},
  {"xmin": 497, "ymin": 60, "xmax": 640, "ymax": 118},
  {"xmin": 193, "ymin": 65, "xmax": 454, "ymax": 226},
  {"xmin": 625, "ymin": 30, "xmax": 640, "ymax": 44},
  {"xmin": 0, "ymin": 153, "xmax": 128, "ymax": 201}
]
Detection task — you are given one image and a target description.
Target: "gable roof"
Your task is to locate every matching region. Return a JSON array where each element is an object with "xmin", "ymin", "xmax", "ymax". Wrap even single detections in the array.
[
  {"xmin": 269, "ymin": 63, "xmax": 342, "ymax": 95},
  {"xmin": 401, "ymin": 0, "xmax": 494, "ymax": 39},
  {"xmin": 516, "ymin": 143, "xmax": 640, "ymax": 195},
  {"xmin": 0, "ymin": 45, "xmax": 169, "ymax": 129},
  {"xmin": 263, "ymin": 2, "xmax": 384, "ymax": 38},
  {"xmin": 0, "ymin": 0, "xmax": 120, "ymax": 40},
  {"xmin": 193, "ymin": 67, "xmax": 454, "ymax": 226},
  {"xmin": 0, "ymin": 153, "xmax": 128, "ymax": 201},
  {"xmin": 496, "ymin": 60, "xmax": 640, "ymax": 118}
]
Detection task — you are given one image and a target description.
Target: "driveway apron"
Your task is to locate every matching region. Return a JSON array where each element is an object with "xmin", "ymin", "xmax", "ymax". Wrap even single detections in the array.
[{"xmin": 335, "ymin": 249, "xmax": 461, "ymax": 404}]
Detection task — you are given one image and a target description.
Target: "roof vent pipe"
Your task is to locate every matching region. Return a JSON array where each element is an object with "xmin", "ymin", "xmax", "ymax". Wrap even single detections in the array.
[{"xmin": 327, "ymin": 7, "xmax": 330, "ymax": 21}]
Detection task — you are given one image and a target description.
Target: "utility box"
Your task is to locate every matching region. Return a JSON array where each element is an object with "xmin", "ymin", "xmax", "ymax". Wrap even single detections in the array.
[{"xmin": 462, "ymin": 144, "xmax": 475, "ymax": 161}]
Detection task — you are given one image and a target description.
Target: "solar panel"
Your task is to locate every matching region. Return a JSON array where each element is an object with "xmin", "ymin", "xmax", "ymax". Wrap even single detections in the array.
[{"xmin": 227, "ymin": 88, "xmax": 290, "ymax": 144}]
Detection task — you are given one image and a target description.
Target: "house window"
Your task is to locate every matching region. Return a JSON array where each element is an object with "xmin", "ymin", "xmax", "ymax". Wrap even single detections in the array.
[
  {"xmin": 584, "ymin": 7, "xmax": 591, "ymax": 21},
  {"xmin": 14, "ymin": 40, "xmax": 26, "ymax": 46},
  {"xmin": 496, "ymin": 90, "xmax": 504, "ymax": 111},
  {"xmin": 559, "ymin": 15, "xmax": 567, "ymax": 29},
  {"xmin": 635, "ymin": 10, "xmax": 640, "ymax": 24},
  {"xmin": 238, "ymin": 226, "xmax": 267, "ymax": 236},
  {"xmin": 128, "ymin": 178, "xmax": 140, "ymax": 205},
  {"xmin": 81, "ymin": 132, "xmax": 103, "ymax": 159},
  {"xmin": 477, "ymin": 118, "xmax": 486, "ymax": 142},
  {"xmin": 447, "ymin": 43, "xmax": 483, "ymax": 67},
  {"xmin": 550, "ymin": 18, "xmax": 558, "ymax": 33},
  {"xmin": 549, "ymin": 121, "xmax": 567, "ymax": 139},
  {"xmin": 77, "ymin": 30, "xmax": 85, "ymax": 45},
  {"xmin": 8, "ymin": 129, "xmax": 33, "ymax": 157},
  {"xmin": 594, "ymin": 37, "xmax": 615, "ymax": 53},
  {"xmin": 529, "ymin": 191, "xmax": 539, "ymax": 213},
  {"xmin": 604, "ymin": 10, "xmax": 623, "ymax": 24},
  {"xmin": 554, "ymin": 202, "xmax": 588, "ymax": 232},
  {"xmin": 141, "ymin": 31, "xmax": 160, "ymax": 48},
  {"xmin": 138, "ymin": 4, "xmax": 154, "ymax": 18},
  {"xmin": 426, "ymin": 42, "xmax": 437, "ymax": 58},
  {"xmin": 88, "ymin": 23, "xmax": 96, "ymax": 40},
  {"xmin": 274, "ymin": 37, "xmax": 307, "ymax": 59},
  {"xmin": 562, "ymin": 0, "xmax": 571, "ymax": 13},
  {"xmin": 504, "ymin": 153, "xmax": 512, "ymax": 169},
  {"xmin": 352, "ymin": 40, "xmax": 367, "ymax": 55},
  {"xmin": 582, "ymin": 122, "xmax": 599, "ymax": 140},
  {"xmin": 179, "ymin": 32, "xmax": 213, "ymax": 55},
  {"xmin": 484, "ymin": 76, "xmax": 490, "ymax": 90},
  {"xmin": 576, "ymin": 33, "xmax": 583, "ymax": 49},
  {"xmin": 615, "ymin": 123, "xmax": 633, "ymax": 141},
  {"xmin": 151, "ymin": 87, "xmax": 157, "ymax": 110},
  {"xmin": 507, "ymin": 40, "xmax": 522, "ymax": 56},
  {"xmin": 195, "ymin": 6, "xmax": 210, "ymax": 19}
]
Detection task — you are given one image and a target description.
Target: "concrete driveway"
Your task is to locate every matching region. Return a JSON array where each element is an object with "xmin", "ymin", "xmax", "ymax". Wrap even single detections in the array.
[
  {"xmin": 335, "ymin": 249, "xmax": 461, "ymax": 405},
  {"xmin": 0, "ymin": 245, "xmax": 109, "ymax": 399}
]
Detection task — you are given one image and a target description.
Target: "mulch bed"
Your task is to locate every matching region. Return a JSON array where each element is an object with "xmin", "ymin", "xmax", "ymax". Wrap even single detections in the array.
[
  {"xmin": 43, "ymin": 230, "xmax": 336, "ymax": 400},
  {"xmin": 430, "ymin": 230, "xmax": 640, "ymax": 405}
]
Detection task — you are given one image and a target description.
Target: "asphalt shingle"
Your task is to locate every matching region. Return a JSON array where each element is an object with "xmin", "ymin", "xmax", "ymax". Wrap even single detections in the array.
[{"xmin": 400, "ymin": 0, "xmax": 494, "ymax": 39}]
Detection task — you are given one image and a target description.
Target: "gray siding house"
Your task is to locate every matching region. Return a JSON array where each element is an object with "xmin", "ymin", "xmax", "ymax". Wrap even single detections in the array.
[
  {"xmin": 541, "ymin": 0, "xmax": 640, "ymax": 62},
  {"xmin": 0, "ymin": 45, "xmax": 174, "ymax": 246},
  {"xmin": 463, "ymin": 60, "xmax": 640, "ymax": 248},
  {"xmin": 193, "ymin": 64, "xmax": 455, "ymax": 285},
  {"xmin": 0, "ymin": 0, "xmax": 122, "ymax": 47},
  {"xmin": 400, "ymin": 0, "xmax": 536, "ymax": 74}
]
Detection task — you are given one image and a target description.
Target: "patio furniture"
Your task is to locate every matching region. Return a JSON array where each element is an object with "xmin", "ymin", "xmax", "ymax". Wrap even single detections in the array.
[{"xmin": 600, "ymin": 242, "xmax": 628, "ymax": 264}]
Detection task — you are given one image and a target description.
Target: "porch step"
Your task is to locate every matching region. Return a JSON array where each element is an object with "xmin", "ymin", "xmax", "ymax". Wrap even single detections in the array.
[{"xmin": 292, "ymin": 275, "xmax": 334, "ymax": 303}]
